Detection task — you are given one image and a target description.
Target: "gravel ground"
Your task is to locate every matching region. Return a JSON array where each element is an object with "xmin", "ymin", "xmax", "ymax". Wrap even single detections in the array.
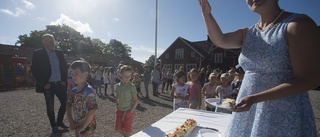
[{"xmin": 0, "ymin": 85, "xmax": 319, "ymax": 137}]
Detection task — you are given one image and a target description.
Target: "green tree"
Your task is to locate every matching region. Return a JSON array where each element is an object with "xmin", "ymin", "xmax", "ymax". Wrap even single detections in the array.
[
  {"xmin": 16, "ymin": 24, "xmax": 133, "ymax": 59},
  {"xmin": 145, "ymin": 55, "xmax": 156, "ymax": 70},
  {"xmin": 105, "ymin": 39, "xmax": 132, "ymax": 59}
]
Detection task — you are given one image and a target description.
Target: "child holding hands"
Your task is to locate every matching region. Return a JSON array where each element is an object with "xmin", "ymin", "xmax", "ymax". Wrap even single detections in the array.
[
  {"xmin": 115, "ymin": 65, "xmax": 139, "ymax": 137},
  {"xmin": 170, "ymin": 70, "xmax": 190, "ymax": 110},
  {"xmin": 66, "ymin": 60, "xmax": 98, "ymax": 137}
]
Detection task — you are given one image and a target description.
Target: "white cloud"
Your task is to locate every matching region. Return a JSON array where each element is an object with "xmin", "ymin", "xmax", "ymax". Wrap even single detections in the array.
[
  {"xmin": 132, "ymin": 45, "xmax": 155, "ymax": 53},
  {"xmin": 130, "ymin": 45, "xmax": 164, "ymax": 62},
  {"xmin": 36, "ymin": 16, "xmax": 45, "ymax": 21},
  {"xmin": 0, "ymin": 8, "xmax": 25, "ymax": 17},
  {"xmin": 22, "ymin": 0, "xmax": 35, "ymax": 10},
  {"xmin": 113, "ymin": 18, "xmax": 119, "ymax": 22},
  {"xmin": 50, "ymin": 14, "xmax": 93, "ymax": 34}
]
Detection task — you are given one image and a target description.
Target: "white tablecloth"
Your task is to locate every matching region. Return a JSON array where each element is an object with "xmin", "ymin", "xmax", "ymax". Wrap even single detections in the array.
[{"xmin": 131, "ymin": 108, "xmax": 232, "ymax": 137}]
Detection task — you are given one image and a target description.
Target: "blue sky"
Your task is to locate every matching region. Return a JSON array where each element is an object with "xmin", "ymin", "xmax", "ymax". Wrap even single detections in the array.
[{"xmin": 1, "ymin": 0, "xmax": 319, "ymax": 63}]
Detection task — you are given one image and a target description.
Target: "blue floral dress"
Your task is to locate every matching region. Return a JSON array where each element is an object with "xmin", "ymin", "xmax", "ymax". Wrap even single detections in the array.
[{"xmin": 225, "ymin": 14, "xmax": 318, "ymax": 137}]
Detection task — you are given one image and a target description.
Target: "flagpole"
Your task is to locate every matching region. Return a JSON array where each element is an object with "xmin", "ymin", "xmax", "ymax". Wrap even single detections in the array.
[{"xmin": 154, "ymin": 0, "xmax": 158, "ymax": 65}]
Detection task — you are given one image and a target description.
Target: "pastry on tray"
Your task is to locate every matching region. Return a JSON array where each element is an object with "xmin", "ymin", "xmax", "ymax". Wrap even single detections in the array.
[{"xmin": 166, "ymin": 119, "xmax": 197, "ymax": 137}]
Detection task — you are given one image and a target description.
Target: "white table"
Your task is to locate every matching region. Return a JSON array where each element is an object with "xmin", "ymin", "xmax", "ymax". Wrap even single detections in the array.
[{"xmin": 131, "ymin": 108, "xmax": 232, "ymax": 137}]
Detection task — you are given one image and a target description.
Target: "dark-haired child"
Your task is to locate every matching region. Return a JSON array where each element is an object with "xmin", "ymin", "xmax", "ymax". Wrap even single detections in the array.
[{"xmin": 66, "ymin": 60, "xmax": 98, "ymax": 137}]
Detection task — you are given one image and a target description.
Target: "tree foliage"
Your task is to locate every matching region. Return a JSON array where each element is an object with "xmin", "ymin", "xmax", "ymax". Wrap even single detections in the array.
[
  {"xmin": 145, "ymin": 55, "xmax": 156, "ymax": 70},
  {"xmin": 104, "ymin": 39, "xmax": 132, "ymax": 59},
  {"xmin": 17, "ymin": 24, "xmax": 132, "ymax": 59}
]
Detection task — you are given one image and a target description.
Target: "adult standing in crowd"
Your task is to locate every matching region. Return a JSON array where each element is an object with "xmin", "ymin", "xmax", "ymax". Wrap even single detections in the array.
[
  {"xmin": 142, "ymin": 65, "xmax": 151, "ymax": 98},
  {"xmin": 199, "ymin": 0, "xmax": 320, "ymax": 136},
  {"xmin": 151, "ymin": 63, "xmax": 161, "ymax": 97},
  {"xmin": 94, "ymin": 67, "xmax": 102, "ymax": 94},
  {"xmin": 205, "ymin": 65, "xmax": 212, "ymax": 83},
  {"xmin": 31, "ymin": 34, "xmax": 68, "ymax": 135},
  {"xmin": 165, "ymin": 68, "xmax": 174, "ymax": 92},
  {"xmin": 115, "ymin": 61, "xmax": 125, "ymax": 83},
  {"xmin": 230, "ymin": 65, "xmax": 244, "ymax": 99},
  {"xmin": 160, "ymin": 67, "xmax": 168, "ymax": 93}
]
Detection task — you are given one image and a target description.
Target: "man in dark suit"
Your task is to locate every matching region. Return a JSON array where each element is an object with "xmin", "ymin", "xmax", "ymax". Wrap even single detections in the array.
[{"xmin": 31, "ymin": 34, "xmax": 68, "ymax": 134}]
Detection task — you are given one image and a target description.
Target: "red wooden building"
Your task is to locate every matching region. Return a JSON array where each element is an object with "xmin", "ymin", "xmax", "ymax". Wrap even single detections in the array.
[{"xmin": 158, "ymin": 37, "xmax": 241, "ymax": 72}]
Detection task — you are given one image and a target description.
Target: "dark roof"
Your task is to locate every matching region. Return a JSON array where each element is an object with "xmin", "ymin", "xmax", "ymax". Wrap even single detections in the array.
[{"xmin": 158, "ymin": 37, "xmax": 241, "ymax": 59}]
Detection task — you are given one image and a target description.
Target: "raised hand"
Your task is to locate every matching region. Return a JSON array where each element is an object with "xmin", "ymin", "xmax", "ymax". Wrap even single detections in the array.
[{"xmin": 198, "ymin": 0, "xmax": 212, "ymax": 15}]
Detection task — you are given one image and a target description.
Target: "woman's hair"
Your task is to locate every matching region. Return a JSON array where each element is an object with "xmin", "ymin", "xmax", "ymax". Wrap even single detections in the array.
[
  {"xmin": 175, "ymin": 70, "xmax": 186, "ymax": 80},
  {"xmin": 70, "ymin": 60, "xmax": 91, "ymax": 73}
]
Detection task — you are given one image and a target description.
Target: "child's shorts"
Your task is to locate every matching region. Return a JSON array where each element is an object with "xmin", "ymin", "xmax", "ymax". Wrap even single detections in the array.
[{"xmin": 115, "ymin": 109, "xmax": 134, "ymax": 133}]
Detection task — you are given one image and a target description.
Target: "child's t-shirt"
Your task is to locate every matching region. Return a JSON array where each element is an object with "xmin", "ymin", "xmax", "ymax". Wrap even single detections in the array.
[
  {"xmin": 172, "ymin": 83, "xmax": 189, "ymax": 110},
  {"xmin": 216, "ymin": 85, "xmax": 231, "ymax": 99},
  {"xmin": 116, "ymin": 82, "xmax": 137, "ymax": 112},
  {"xmin": 67, "ymin": 84, "xmax": 98, "ymax": 130},
  {"xmin": 203, "ymin": 82, "xmax": 219, "ymax": 107}
]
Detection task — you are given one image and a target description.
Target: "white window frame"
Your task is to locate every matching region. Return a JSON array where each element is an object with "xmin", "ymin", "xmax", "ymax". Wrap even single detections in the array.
[
  {"xmin": 174, "ymin": 64, "xmax": 184, "ymax": 72},
  {"xmin": 163, "ymin": 64, "xmax": 172, "ymax": 70},
  {"xmin": 214, "ymin": 53, "xmax": 223, "ymax": 63},
  {"xmin": 186, "ymin": 64, "xmax": 197, "ymax": 72},
  {"xmin": 191, "ymin": 52, "xmax": 195, "ymax": 58},
  {"xmin": 175, "ymin": 48, "xmax": 184, "ymax": 59}
]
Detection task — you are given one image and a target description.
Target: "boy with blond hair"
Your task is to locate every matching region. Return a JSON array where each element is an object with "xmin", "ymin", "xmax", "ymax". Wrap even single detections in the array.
[{"xmin": 115, "ymin": 65, "xmax": 139, "ymax": 137}]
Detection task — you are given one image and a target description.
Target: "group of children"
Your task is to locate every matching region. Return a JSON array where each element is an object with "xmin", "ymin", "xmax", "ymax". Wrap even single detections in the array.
[
  {"xmin": 66, "ymin": 60, "xmax": 139, "ymax": 137},
  {"xmin": 169, "ymin": 66, "xmax": 245, "ymax": 112},
  {"xmin": 66, "ymin": 59, "xmax": 244, "ymax": 136}
]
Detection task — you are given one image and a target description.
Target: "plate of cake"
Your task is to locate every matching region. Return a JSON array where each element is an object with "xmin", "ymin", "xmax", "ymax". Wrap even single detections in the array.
[{"xmin": 206, "ymin": 98, "xmax": 236, "ymax": 109}]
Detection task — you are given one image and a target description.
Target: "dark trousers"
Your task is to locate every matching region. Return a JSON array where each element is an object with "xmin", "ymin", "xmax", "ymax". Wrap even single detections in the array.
[
  {"xmin": 144, "ymin": 81, "xmax": 150, "ymax": 97},
  {"xmin": 166, "ymin": 79, "xmax": 173, "ymax": 91},
  {"xmin": 43, "ymin": 83, "xmax": 67, "ymax": 128},
  {"xmin": 152, "ymin": 81, "xmax": 158, "ymax": 95},
  {"xmin": 104, "ymin": 83, "xmax": 108, "ymax": 94}
]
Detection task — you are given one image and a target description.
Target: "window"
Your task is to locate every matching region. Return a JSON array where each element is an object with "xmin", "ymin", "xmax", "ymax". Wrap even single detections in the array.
[
  {"xmin": 175, "ymin": 49, "xmax": 184, "ymax": 59},
  {"xmin": 191, "ymin": 52, "xmax": 195, "ymax": 58},
  {"xmin": 163, "ymin": 64, "xmax": 172, "ymax": 70},
  {"xmin": 214, "ymin": 53, "xmax": 223, "ymax": 63},
  {"xmin": 165, "ymin": 53, "xmax": 169, "ymax": 59},
  {"xmin": 186, "ymin": 64, "xmax": 197, "ymax": 72},
  {"xmin": 174, "ymin": 64, "xmax": 184, "ymax": 72}
]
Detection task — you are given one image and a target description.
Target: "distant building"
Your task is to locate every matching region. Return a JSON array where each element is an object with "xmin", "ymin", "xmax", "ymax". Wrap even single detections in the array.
[{"xmin": 157, "ymin": 37, "xmax": 241, "ymax": 72}]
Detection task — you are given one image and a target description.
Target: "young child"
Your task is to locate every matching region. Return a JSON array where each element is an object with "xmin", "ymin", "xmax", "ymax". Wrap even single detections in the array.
[
  {"xmin": 201, "ymin": 73, "xmax": 219, "ymax": 111},
  {"xmin": 132, "ymin": 74, "xmax": 143, "ymax": 98},
  {"xmin": 187, "ymin": 68, "xmax": 202, "ymax": 109},
  {"xmin": 66, "ymin": 60, "xmax": 98, "ymax": 137},
  {"xmin": 216, "ymin": 73, "xmax": 231, "ymax": 99},
  {"xmin": 170, "ymin": 70, "xmax": 190, "ymax": 110},
  {"xmin": 115, "ymin": 65, "xmax": 139, "ymax": 137}
]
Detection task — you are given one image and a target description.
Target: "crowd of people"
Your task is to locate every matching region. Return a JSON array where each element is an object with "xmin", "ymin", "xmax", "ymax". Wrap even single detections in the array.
[{"xmin": 30, "ymin": 0, "xmax": 320, "ymax": 136}]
